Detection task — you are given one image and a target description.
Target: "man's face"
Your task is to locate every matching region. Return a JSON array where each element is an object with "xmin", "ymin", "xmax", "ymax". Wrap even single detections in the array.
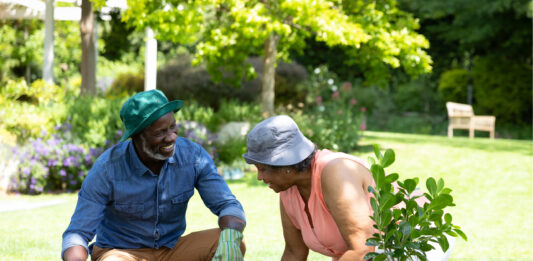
[{"xmin": 138, "ymin": 112, "xmax": 178, "ymax": 161}]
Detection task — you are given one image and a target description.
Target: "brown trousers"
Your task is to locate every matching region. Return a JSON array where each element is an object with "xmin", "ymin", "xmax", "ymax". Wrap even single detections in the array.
[{"xmin": 91, "ymin": 228, "xmax": 244, "ymax": 261}]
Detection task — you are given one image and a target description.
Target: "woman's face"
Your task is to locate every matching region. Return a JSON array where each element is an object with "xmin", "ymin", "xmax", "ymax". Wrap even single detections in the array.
[{"xmin": 255, "ymin": 164, "xmax": 293, "ymax": 193}]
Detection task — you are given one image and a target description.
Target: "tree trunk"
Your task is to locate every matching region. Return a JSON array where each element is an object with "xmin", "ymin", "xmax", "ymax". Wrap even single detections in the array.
[
  {"xmin": 261, "ymin": 33, "xmax": 279, "ymax": 118},
  {"xmin": 80, "ymin": 0, "xmax": 96, "ymax": 96}
]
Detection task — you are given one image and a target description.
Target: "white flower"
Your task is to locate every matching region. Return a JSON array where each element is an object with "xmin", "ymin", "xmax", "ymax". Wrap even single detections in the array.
[
  {"xmin": 327, "ymin": 79, "xmax": 334, "ymax": 85},
  {"xmin": 331, "ymin": 85, "xmax": 337, "ymax": 92},
  {"xmin": 314, "ymin": 68, "xmax": 321, "ymax": 74},
  {"xmin": 318, "ymin": 105, "xmax": 325, "ymax": 112}
]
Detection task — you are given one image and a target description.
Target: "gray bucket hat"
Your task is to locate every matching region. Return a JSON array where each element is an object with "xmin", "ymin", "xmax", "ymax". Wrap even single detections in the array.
[{"xmin": 243, "ymin": 115, "xmax": 315, "ymax": 166}]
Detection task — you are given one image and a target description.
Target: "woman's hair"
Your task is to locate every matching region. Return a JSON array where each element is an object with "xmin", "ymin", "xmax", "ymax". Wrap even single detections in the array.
[{"xmin": 268, "ymin": 146, "xmax": 317, "ymax": 173}]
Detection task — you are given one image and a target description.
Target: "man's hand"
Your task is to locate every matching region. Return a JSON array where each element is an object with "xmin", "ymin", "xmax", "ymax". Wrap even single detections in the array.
[
  {"xmin": 212, "ymin": 228, "xmax": 244, "ymax": 261},
  {"xmin": 63, "ymin": 245, "xmax": 88, "ymax": 261}
]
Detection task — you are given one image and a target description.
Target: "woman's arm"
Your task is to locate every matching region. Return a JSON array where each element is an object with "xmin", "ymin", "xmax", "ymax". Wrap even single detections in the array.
[
  {"xmin": 280, "ymin": 198, "xmax": 309, "ymax": 261},
  {"xmin": 321, "ymin": 158, "xmax": 374, "ymax": 261}
]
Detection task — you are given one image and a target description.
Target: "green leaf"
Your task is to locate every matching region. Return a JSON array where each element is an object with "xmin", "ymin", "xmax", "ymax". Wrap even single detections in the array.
[
  {"xmin": 426, "ymin": 177, "xmax": 437, "ymax": 196},
  {"xmin": 438, "ymin": 235, "xmax": 450, "ymax": 252},
  {"xmin": 379, "ymin": 193, "xmax": 397, "ymax": 211},
  {"xmin": 370, "ymin": 197, "xmax": 379, "ymax": 213},
  {"xmin": 403, "ymin": 179, "xmax": 417, "ymax": 194},
  {"xmin": 444, "ymin": 213, "xmax": 452, "ymax": 224},
  {"xmin": 399, "ymin": 220, "xmax": 411, "ymax": 237},
  {"xmin": 437, "ymin": 178, "xmax": 445, "ymax": 193},
  {"xmin": 365, "ymin": 239, "xmax": 379, "ymax": 246},
  {"xmin": 381, "ymin": 149, "xmax": 395, "ymax": 168},
  {"xmin": 373, "ymin": 144, "xmax": 382, "ymax": 160},
  {"xmin": 374, "ymin": 254, "xmax": 387, "ymax": 261},
  {"xmin": 370, "ymin": 164, "xmax": 385, "ymax": 189},
  {"xmin": 454, "ymin": 228, "xmax": 468, "ymax": 241},
  {"xmin": 384, "ymin": 173, "xmax": 399, "ymax": 184},
  {"xmin": 364, "ymin": 252, "xmax": 380, "ymax": 260},
  {"xmin": 367, "ymin": 156, "xmax": 376, "ymax": 166},
  {"xmin": 441, "ymin": 188, "xmax": 453, "ymax": 194}
]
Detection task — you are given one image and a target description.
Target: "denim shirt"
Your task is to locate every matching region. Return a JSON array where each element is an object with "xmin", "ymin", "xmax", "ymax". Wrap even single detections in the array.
[{"xmin": 61, "ymin": 138, "xmax": 245, "ymax": 257}]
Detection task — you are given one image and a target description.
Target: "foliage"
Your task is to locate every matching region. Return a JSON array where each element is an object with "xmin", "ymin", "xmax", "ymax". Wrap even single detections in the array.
[
  {"xmin": 177, "ymin": 121, "xmax": 217, "ymax": 160},
  {"xmin": 472, "ymin": 55, "xmax": 532, "ymax": 125},
  {"xmin": 210, "ymin": 100, "xmax": 262, "ymax": 131},
  {"xmin": 157, "ymin": 55, "xmax": 308, "ymax": 109},
  {"xmin": 365, "ymin": 145, "xmax": 466, "ymax": 260},
  {"xmin": 214, "ymin": 136, "xmax": 248, "ymax": 165},
  {"xmin": 438, "ymin": 69, "xmax": 469, "ymax": 104},
  {"xmin": 10, "ymin": 122, "xmax": 102, "ymax": 194},
  {"xmin": 0, "ymin": 79, "xmax": 67, "ymax": 142},
  {"xmin": 294, "ymin": 66, "xmax": 363, "ymax": 151},
  {"xmin": 119, "ymin": 0, "xmax": 432, "ymax": 116},
  {"xmin": 106, "ymin": 70, "xmax": 145, "ymax": 98},
  {"xmin": 66, "ymin": 96, "xmax": 126, "ymax": 148}
]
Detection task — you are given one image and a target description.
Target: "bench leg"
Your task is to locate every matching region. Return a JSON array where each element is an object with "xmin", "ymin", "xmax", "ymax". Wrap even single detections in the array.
[
  {"xmin": 490, "ymin": 130, "xmax": 495, "ymax": 139},
  {"xmin": 448, "ymin": 126, "xmax": 453, "ymax": 138},
  {"xmin": 469, "ymin": 128, "xmax": 474, "ymax": 138}
]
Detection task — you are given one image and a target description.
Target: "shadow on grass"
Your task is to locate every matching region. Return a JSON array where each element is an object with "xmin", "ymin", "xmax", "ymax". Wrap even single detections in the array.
[{"xmin": 362, "ymin": 132, "xmax": 533, "ymax": 156}]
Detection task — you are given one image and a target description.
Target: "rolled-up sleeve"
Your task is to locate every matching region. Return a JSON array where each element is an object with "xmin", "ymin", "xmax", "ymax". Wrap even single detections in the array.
[
  {"xmin": 61, "ymin": 160, "xmax": 110, "ymax": 259},
  {"xmin": 194, "ymin": 146, "xmax": 246, "ymax": 223}
]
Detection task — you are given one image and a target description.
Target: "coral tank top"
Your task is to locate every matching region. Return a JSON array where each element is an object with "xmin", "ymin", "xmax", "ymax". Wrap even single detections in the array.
[{"xmin": 280, "ymin": 149, "xmax": 372, "ymax": 260}]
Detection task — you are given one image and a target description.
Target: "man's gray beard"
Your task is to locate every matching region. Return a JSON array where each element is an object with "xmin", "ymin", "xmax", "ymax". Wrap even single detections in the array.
[{"xmin": 139, "ymin": 134, "xmax": 174, "ymax": 161}]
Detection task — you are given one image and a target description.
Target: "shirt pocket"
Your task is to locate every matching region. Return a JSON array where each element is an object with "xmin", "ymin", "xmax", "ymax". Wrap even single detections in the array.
[
  {"xmin": 171, "ymin": 189, "xmax": 194, "ymax": 205},
  {"xmin": 114, "ymin": 203, "xmax": 145, "ymax": 220}
]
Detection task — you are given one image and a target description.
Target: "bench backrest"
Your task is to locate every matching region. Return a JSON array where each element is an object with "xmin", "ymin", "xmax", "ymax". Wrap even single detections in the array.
[{"xmin": 446, "ymin": 102, "xmax": 474, "ymax": 118}]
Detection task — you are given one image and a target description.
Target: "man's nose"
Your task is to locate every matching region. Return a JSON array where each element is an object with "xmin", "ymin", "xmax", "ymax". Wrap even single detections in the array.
[
  {"xmin": 257, "ymin": 171, "xmax": 263, "ymax": 181},
  {"xmin": 165, "ymin": 131, "xmax": 177, "ymax": 143}
]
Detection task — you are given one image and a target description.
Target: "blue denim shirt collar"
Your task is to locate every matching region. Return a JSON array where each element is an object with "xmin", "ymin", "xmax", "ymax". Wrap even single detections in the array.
[{"xmin": 127, "ymin": 141, "xmax": 176, "ymax": 176}]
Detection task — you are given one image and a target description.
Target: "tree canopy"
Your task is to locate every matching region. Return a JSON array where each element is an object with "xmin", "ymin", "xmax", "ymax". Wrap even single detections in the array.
[{"xmin": 95, "ymin": 0, "xmax": 433, "ymax": 116}]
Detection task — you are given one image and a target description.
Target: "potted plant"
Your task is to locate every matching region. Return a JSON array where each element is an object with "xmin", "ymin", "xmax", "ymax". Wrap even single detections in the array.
[{"xmin": 364, "ymin": 145, "xmax": 467, "ymax": 261}]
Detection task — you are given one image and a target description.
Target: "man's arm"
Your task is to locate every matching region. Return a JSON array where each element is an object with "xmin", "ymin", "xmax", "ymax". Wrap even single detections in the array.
[
  {"xmin": 280, "ymin": 198, "xmax": 309, "ymax": 261},
  {"xmin": 62, "ymin": 159, "xmax": 110, "ymax": 261},
  {"xmin": 219, "ymin": 215, "xmax": 246, "ymax": 232},
  {"xmin": 63, "ymin": 246, "xmax": 87, "ymax": 261},
  {"xmin": 321, "ymin": 158, "xmax": 374, "ymax": 261},
  {"xmin": 194, "ymin": 145, "xmax": 246, "ymax": 224}
]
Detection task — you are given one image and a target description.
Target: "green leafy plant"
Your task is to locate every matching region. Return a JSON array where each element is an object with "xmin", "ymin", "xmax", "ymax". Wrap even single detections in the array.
[{"xmin": 365, "ymin": 145, "xmax": 467, "ymax": 261}]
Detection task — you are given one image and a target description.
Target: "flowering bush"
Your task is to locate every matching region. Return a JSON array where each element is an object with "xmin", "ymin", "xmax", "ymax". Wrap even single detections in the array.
[
  {"xmin": 177, "ymin": 121, "xmax": 218, "ymax": 160},
  {"xmin": 298, "ymin": 65, "xmax": 365, "ymax": 151},
  {"xmin": 10, "ymin": 122, "xmax": 104, "ymax": 194}
]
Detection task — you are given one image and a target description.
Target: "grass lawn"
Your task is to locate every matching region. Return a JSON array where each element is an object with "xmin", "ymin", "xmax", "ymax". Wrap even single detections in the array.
[{"xmin": 0, "ymin": 131, "xmax": 531, "ymax": 260}]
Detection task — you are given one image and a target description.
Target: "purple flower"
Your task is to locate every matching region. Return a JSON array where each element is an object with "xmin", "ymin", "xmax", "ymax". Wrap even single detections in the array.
[
  {"xmin": 47, "ymin": 159, "xmax": 57, "ymax": 167},
  {"xmin": 69, "ymin": 180, "xmax": 77, "ymax": 185},
  {"xmin": 22, "ymin": 167, "xmax": 31, "ymax": 176},
  {"xmin": 59, "ymin": 169, "xmax": 66, "ymax": 177},
  {"xmin": 78, "ymin": 171, "xmax": 85, "ymax": 178}
]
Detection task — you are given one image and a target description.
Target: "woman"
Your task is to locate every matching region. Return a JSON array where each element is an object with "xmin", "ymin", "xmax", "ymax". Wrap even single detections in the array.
[{"xmin": 243, "ymin": 115, "xmax": 375, "ymax": 261}]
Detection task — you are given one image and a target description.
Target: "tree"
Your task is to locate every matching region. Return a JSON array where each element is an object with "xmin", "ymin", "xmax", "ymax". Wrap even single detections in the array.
[
  {"xmin": 103, "ymin": 0, "xmax": 432, "ymax": 117},
  {"xmin": 81, "ymin": 0, "xmax": 97, "ymax": 96}
]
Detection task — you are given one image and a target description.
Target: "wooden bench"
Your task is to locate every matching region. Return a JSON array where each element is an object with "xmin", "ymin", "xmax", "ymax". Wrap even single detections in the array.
[{"xmin": 446, "ymin": 102, "xmax": 496, "ymax": 139}]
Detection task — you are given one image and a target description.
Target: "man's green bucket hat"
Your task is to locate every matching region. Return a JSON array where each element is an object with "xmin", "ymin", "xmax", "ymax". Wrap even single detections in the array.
[{"xmin": 119, "ymin": 89, "xmax": 184, "ymax": 142}]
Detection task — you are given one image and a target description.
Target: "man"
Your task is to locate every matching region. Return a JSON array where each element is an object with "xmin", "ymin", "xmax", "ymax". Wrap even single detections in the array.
[{"xmin": 62, "ymin": 90, "xmax": 246, "ymax": 261}]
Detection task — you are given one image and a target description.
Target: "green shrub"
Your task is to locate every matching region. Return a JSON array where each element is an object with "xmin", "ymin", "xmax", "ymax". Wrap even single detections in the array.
[
  {"xmin": 472, "ymin": 55, "xmax": 532, "ymax": 125},
  {"xmin": 214, "ymin": 136, "xmax": 248, "ymax": 165},
  {"xmin": 66, "ymin": 96, "xmax": 126, "ymax": 148},
  {"xmin": 157, "ymin": 54, "xmax": 308, "ymax": 109},
  {"xmin": 296, "ymin": 65, "xmax": 363, "ymax": 151},
  {"xmin": 438, "ymin": 69, "xmax": 469, "ymax": 104},
  {"xmin": 106, "ymin": 70, "xmax": 144, "ymax": 98},
  {"xmin": 210, "ymin": 100, "xmax": 262, "ymax": 131}
]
